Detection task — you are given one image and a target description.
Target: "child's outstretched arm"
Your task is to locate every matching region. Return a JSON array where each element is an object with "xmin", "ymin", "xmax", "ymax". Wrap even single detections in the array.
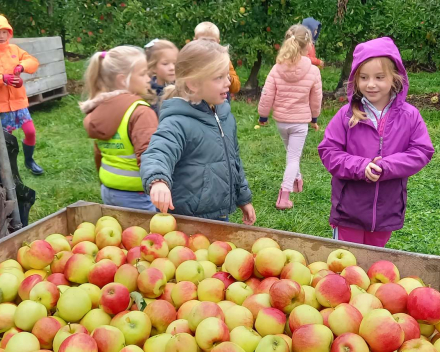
[
  {"xmin": 140, "ymin": 118, "xmax": 186, "ymax": 212},
  {"xmin": 374, "ymin": 112, "xmax": 434, "ymax": 181},
  {"xmin": 258, "ymin": 67, "xmax": 276, "ymax": 125},
  {"xmin": 318, "ymin": 108, "xmax": 371, "ymax": 180},
  {"xmin": 16, "ymin": 47, "xmax": 39, "ymax": 75}
]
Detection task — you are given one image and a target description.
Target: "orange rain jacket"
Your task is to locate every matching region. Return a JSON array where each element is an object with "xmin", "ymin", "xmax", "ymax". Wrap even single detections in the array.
[{"xmin": 0, "ymin": 16, "xmax": 39, "ymax": 113}]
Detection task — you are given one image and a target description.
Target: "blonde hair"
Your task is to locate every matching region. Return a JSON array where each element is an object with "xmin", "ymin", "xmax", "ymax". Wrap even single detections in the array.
[
  {"xmin": 163, "ymin": 39, "xmax": 229, "ymax": 101},
  {"xmin": 145, "ymin": 39, "xmax": 178, "ymax": 76},
  {"xmin": 349, "ymin": 57, "xmax": 404, "ymax": 127},
  {"xmin": 277, "ymin": 24, "xmax": 312, "ymax": 65},
  {"xmin": 82, "ymin": 45, "xmax": 147, "ymax": 100},
  {"xmin": 194, "ymin": 22, "xmax": 220, "ymax": 41}
]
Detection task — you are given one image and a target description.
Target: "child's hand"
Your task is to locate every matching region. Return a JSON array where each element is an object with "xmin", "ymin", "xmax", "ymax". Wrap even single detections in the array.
[
  {"xmin": 150, "ymin": 181, "xmax": 175, "ymax": 213},
  {"xmin": 319, "ymin": 61, "xmax": 325, "ymax": 69},
  {"xmin": 239, "ymin": 203, "xmax": 256, "ymax": 226},
  {"xmin": 14, "ymin": 65, "xmax": 24, "ymax": 76},
  {"xmin": 310, "ymin": 123, "xmax": 319, "ymax": 131},
  {"xmin": 3, "ymin": 74, "xmax": 23, "ymax": 88},
  {"xmin": 365, "ymin": 162, "xmax": 382, "ymax": 182},
  {"xmin": 259, "ymin": 117, "xmax": 269, "ymax": 126}
]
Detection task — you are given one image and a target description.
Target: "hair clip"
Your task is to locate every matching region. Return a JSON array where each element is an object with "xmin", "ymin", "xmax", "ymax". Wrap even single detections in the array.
[
  {"xmin": 100, "ymin": 51, "xmax": 107, "ymax": 58},
  {"xmin": 291, "ymin": 35, "xmax": 296, "ymax": 40},
  {"xmin": 145, "ymin": 38, "xmax": 159, "ymax": 48}
]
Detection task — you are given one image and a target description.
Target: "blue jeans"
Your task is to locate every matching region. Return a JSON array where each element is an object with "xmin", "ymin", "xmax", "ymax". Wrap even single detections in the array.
[
  {"xmin": 101, "ymin": 185, "xmax": 156, "ymax": 212},
  {"xmin": 215, "ymin": 216, "xmax": 229, "ymax": 222}
]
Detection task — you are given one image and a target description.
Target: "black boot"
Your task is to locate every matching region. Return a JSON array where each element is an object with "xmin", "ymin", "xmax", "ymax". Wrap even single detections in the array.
[{"xmin": 22, "ymin": 141, "xmax": 44, "ymax": 175}]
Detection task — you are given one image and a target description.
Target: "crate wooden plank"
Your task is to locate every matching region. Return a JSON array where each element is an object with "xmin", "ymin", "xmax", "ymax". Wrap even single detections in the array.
[
  {"xmin": 25, "ymin": 73, "xmax": 68, "ymax": 96},
  {"xmin": 32, "ymin": 49, "xmax": 65, "ymax": 66},
  {"xmin": 10, "ymin": 37, "xmax": 62, "ymax": 54},
  {"xmin": 4, "ymin": 201, "xmax": 440, "ymax": 289},
  {"xmin": 22, "ymin": 61, "xmax": 66, "ymax": 82},
  {"xmin": 28, "ymin": 86, "xmax": 69, "ymax": 107}
]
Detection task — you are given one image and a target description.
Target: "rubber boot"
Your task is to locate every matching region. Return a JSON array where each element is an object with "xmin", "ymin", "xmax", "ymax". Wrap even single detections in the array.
[
  {"xmin": 276, "ymin": 189, "xmax": 293, "ymax": 210},
  {"xmin": 293, "ymin": 178, "xmax": 304, "ymax": 193},
  {"xmin": 22, "ymin": 141, "xmax": 44, "ymax": 175}
]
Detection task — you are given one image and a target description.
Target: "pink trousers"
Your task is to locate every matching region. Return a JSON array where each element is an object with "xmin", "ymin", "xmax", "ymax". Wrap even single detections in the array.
[
  {"xmin": 276, "ymin": 122, "xmax": 308, "ymax": 192},
  {"xmin": 333, "ymin": 226, "xmax": 392, "ymax": 247}
]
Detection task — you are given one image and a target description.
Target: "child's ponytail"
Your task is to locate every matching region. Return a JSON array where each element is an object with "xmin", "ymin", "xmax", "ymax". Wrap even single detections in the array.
[
  {"xmin": 277, "ymin": 24, "xmax": 312, "ymax": 65},
  {"xmin": 83, "ymin": 51, "xmax": 106, "ymax": 100}
]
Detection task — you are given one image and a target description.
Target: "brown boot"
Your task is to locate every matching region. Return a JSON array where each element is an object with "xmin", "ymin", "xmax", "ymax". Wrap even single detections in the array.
[{"xmin": 276, "ymin": 189, "xmax": 293, "ymax": 210}]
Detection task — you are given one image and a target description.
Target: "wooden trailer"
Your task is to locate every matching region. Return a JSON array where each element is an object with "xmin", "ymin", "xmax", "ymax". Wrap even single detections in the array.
[
  {"xmin": 10, "ymin": 36, "xmax": 68, "ymax": 106},
  {"xmin": 1, "ymin": 201, "xmax": 439, "ymax": 289}
]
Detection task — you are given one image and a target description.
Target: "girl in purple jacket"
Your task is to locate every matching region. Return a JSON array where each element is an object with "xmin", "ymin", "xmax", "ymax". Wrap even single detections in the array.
[{"xmin": 318, "ymin": 37, "xmax": 434, "ymax": 247}]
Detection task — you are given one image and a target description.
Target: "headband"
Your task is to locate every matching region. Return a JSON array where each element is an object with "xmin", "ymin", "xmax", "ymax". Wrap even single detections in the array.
[{"xmin": 145, "ymin": 38, "xmax": 159, "ymax": 48}]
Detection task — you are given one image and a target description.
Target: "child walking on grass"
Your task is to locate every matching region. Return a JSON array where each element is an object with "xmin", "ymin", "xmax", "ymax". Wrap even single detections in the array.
[
  {"xmin": 140, "ymin": 40, "xmax": 256, "ymax": 225},
  {"xmin": 81, "ymin": 46, "xmax": 158, "ymax": 211},
  {"xmin": 258, "ymin": 24, "xmax": 322, "ymax": 210},
  {"xmin": 318, "ymin": 37, "xmax": 434, "ymax": 247},
  {"xmin": 0, "ymin": 15, "xmax": 43, "ymax": 175}
]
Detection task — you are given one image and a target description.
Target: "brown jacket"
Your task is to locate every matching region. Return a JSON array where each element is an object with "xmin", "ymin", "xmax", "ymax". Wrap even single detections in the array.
[
  {"xmin": 229, "ymin": 61, "xmax": 241, "ymax": 94},
  {"xmin": 81, "ymin": 91, "xmax": 158, "ymax": 171}
]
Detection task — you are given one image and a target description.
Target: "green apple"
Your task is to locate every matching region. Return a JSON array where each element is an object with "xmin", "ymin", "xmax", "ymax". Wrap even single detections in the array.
[
  {"xmin": 256, "ymin": 335, "xmax": 289, "ymax": 352},
  {"xmin": 72, "ymin": 241, "xmax": 99, "ymax": 258},
  {"xmin": 80, "ymin": 308, "xmax": 112, "ymax": 333},
  {"xmin": 64, "ymin": 254, "xmax": 95, "ymax": 284},
  {"xmin": 30, "ymin": 281, "xmax": 60, "ymax": 310},
  {"xmin": 167, "ymin": 246, "xmax": 196, "ymax": 268},
  {"xmin": 110, "ymin": 310, "xmax": 151, "ymax": 346},
  {"xmin": 283, "ymin": 249, "xmax": 307, "ymax": 266},
  {"xmin": 195, "ymin": 249, "xmax": 209, "ymax": 261},
  {"xmin": 53, "ymin": 323, "xmax": 89, "ymax": 352},
  {"xmin": 95, "ymin": 216, "xmax": 122, "ymax": 234},
  {"xmin": 175, "ymin": 260, "xmax": 204, "ymax": 284},
  {"xmin": 149, "ymin": 213, "xmax": 177, "ymax": 235},
  {"xmin": 114, "ymin": 264, "xmax": 139, "ymax": 292},
  {"xmin": 143, "ymin": 333, "xmax": 172, "ymax": 352},
  {"xmin": 195, "ymin": 317, "xmax": 230, "ymax": 351},
  {"xmin": 188, "ymin": 301, "xmax": 224, "ymax": 332},
  {"xmin": 14, "ymin": 300, "xmax": 47, "ymax": 331},
  {"xmin": 199, "ymin": 260, "xmax": 217, "ymax": 279},
  {"xmin": 0, "ymin": 303, "xmax": 16, "ymax": 333},
  {"xmin": 46, "ymin": 234, "xmax": 72, "ymax": 253},
  {"xmin": 197, "ymin": 278, "xmax": 225, "ymax": 303},
  {"xmin": 255, "ymin": 307, "xmax": 286, "ymax": 336},
  {"xmin": 57, "ymin": 287, "xmax": 92, "ymax": 323},
  {"xmin": 165, "ymin": 319, "xmax": 192, "ymax": 335},
  {"xmin": 163, "ymin": 231, "xmax": 189, "ymax": 250},
  {"xmin": 224, "ymin": 248, "xmax": 254, "ymax": 281},
  {"xmin": 72, "ymin": 227, "xmax": 96, "ymax": 246},
  {"xmin": 0, "ymin": 259, "xmax": 23, "ymax": 272},
  {"xmin": 224, "ymin": 305, "xmax": 254, "ymax": 331},
  {"xmin": 0, "ymin": 272, "xmax": 20, "ymax": 302},
  {"xmin": 230, "ymin": 326, "xmax": 262, "ymax": 352},
  {"xmin": 79, "ymin": 283, "xmax": 102, "ymax": 309},
  {"xmin": 171, "ymin": 281, "xmax": 198, "ymax": 308},
  {"xmin": 5, "ymin": 332, "xmax": 40, "ymax": 352},
  {"xmin": 150, "ymin": 258, "xmax": 176, "ymax": 282},
  {"xmin": 251, "ymin": 237, "xmax": 280, "ymax": 254},
  {"xmin": 165, "ymin": 332, "xmax": 198, "ymax": 351},
  {"xmin": 225, "ymin": 282, "xmax": 253, "ymax": 305},
  {"xmin": 96, "ymin": 227, "xmax": 122, "ymax": 249},
  {"xmin": 58, "ymin": 332, "xmax": 98, "ymax": 352}
]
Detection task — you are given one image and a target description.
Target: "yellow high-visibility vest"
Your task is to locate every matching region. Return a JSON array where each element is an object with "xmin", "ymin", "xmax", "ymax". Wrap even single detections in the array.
[{"xmin": 97, "ymin": 100, "xmax": 148, "ymax": 192}]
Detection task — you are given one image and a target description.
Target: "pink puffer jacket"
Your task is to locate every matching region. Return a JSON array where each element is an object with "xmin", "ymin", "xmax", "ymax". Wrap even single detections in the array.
[{"xmin": 258, "ymin": 56, "xmax": 322, "ymax": 123}]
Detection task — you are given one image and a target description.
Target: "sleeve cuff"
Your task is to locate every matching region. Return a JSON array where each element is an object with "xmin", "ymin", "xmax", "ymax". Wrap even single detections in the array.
[
  {"xmin": 311, "ymin": 118, "xmax": 318, "ymax": 123},
  {"xmin": 259, "ymin": 117, "xmax": 268, "ymax": 123}
]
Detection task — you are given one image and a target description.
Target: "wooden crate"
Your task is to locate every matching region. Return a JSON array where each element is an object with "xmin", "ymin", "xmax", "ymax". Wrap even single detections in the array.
[
  {"xmin": 1, "ymin": 201, "xmax": 440, "ymax": 289},
  {"xmin": 10, "ymin": 37, "xmax": 68, "ymax": 106}
]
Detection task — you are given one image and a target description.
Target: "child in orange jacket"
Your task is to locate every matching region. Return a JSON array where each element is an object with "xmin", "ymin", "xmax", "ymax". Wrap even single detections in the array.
[
  {"xmin": 302, "ymin": 17, "xmax": 324, "ymax": 69},
  {"xmin": 194, "ymin": 22, "xmax": 241, "ymax": 96},
  {"xmin": 0, "ymin": 15, "xmax": 42, "ymax": 175}
]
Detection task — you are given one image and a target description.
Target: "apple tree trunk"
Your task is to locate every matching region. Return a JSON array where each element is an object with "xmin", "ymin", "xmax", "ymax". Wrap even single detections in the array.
[
  {"xmin": 244, "ymin": 51, "xmax": 263, "ymax": 92},
  {"xmin": 335, "ymin": 41, "xmax": 357, "ymax": 92}
]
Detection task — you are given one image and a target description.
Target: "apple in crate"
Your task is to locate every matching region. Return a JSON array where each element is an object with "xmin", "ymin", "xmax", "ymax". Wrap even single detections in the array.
[
  {"xmin": 137, "ymin": 267, "xmax": 167, "ymax": 298},
  {"xmin": 289, "ymin": 304, "xmax": 323, "ymax": 332},
  {"xmin": 72, "ymin": 227, "xmax": 95, "ymax": 246},
  {"xmin": 255, "ymin": 247, "xmax": 286, "ymax": 277},
  {"xmin": 64, "ymin": 254, "xmax": 94, "ymax": 284},
  {"xmin": 57, "ymin": 287, "xmax": 92, "ymax": 323},
  {"xmin": 58, "ymin": 333, "xmax": 98, "ymax": 352},
  {"xmin": 171, "ymin": 281, "xmax": 198, "ymax": 308},
  {"xmin": 269, "ymin": 279, "xmax": 304, "ymax": 314},
  {"xmin": 198, "ymin": 277, "xmax": 225, "ymax": 303},
  {"xmin": 25, "ymin": 240, "xmax": 55, "ymax": 270},
  {"xmin": 95, "ymin": 227, "xmax": 122, "ymax": 249},
  {"xmin": 150, "ymin": 258, "xmax": 176, "ymax": 282},
  {"xmin": 328, "ymin": 303, "xmax": 363, "ymax": 336},
  {"xmin": 122, "ymin": 226, "xmax": 147, "ymax": 250},
  {"xmin": 398, "ymin": 277, "xmax": 424, "ymax": 294},
  {"xmin": 111, "ymin": 310, "xmax": 151, "ymax": 346},
  {"xmin": 256, "ymin": 335, "xmax": 289, "ymax": 352},
  {"xmin": 80, "ymin": 309, "xmax": 112, "ymax": 333},
  {"xmin": 30, "ymin": 281, "xmax": 60, "ymax": 310},
  {"xmin": 144, "ymin": 300, "xmax": 177, "ymax": 335},
  {"xmin": 88, "ymin": 259, "xmax": 118, "ymax": 288},
  {"xmin": 47, "ymin": 273, "xmax": 70, "ymax": 286},
  {"xmin": 175, "ymin": 260, "xmax": 204, "ymax": 284},
  {"xmin": 327, "ymin": 249, "xmax": 356, "ymax": 273},
  {"xmin": 79, "ymin": 283, "xmax": 101, "ymax": 309},
  {"xmin": 224, "ymin": 305, "xmax": 254, "ymax": 331},
  {"xmin": 100, "ymin": 283, "xmax": 130, "ymax": 315},
  {"xmin": 311, "ymin": 269, "xmax": 335, "ymax": 288},
  {"xmin": 188, "ymin": 233, "xmax": 210, "ymax": 251},
  {"xmin": 0, "ymin": 303, "xmax": 16, "ymax": 333},
  {"xmin": 168, "ymin": 246, "xmax": 196, "ymax": 267},
  {"xmin": 407, "ymin": 287, "xmax": 440, "ymax": 325},
  {"xmin": 283, "ymin": 249, "xmax": 306, "ymax": 266},
  {"xmin": 243, "ymin": 293, "xmax": 272, "ymax": 320},
  {"xmin": 303, "ymin": 285, "xmax": 322, "ymax": 310},
  {"xmin": 359, "ymin": 309, "xmax": 404, "ymax": 352},
  {"xmin": 18, "ymin": 273, "xmax": 42, "ymax": 300},
  {"xmin": 53, "ymin": 323, "xmax": 88, "ymax": 352},
  {"xmin": 72, "ymin": 241, "xmax": 99, "ymax": 258},
  {"xmin": 230, "ymin": 326, "xmax": 262, "ymax": 352},
  {"xmin": 143, "ymin": 333, "xmax": 173, "ymax": 352},
  {"xmin": 251, "ymin": 237, "xmax": 280, "ymax": 254},
  {"xmin": 51, "ymin": 251, "xmax": 74, "ymax": 273},
  {"xmin": 398, "ymin": 338, "xmax": 437, "ymax": 352},
  {"xmin": 96, "ymin": 246, "xmax": 126, "ymax": 267},
  {"xmin": 393, "ymin": 313, "xmax": 421, "ymax": 342},
  {"xmin": 166, "ymin": 319, "xmax": 192, "ymax": 335},
  {"xmin": 367, "ymin": 260, "xmax": 400, "ymax": 284},
  {"xmin": 31, "ymin": 316, "xmax": 66, "ymax": 350},
  {"xmin": 141, "ymin": 234, "xmax": 169, "ymax": 262},
  {"xmin": 4, "ymin": 332, "xmax": 40, "ymax": 352},
  {"xmin": 226, "ymin": 282, "xmax": 253, "ymax": 305},
  {"xmin": 315, "ymin": 274, "xmax": 351, "ymax": 308},
  {"xmin": 195, "ymin": 317, "xmax": 230, "ymax": 351},
  {"xmin": 165, "ymin": 332, "xmax": 198, "ymax": 351},
  {"xmin": 308, "ymin": 261, "xmax": 329, "ymax": 274},
  {"xmin": 114, "ymin": 264, "xmax": 139, "ymax": 293},
  {"xmin": 349, "ymin": 292, "xmax": 383, "ymax": 317},
  {"xmin": 188, "ymin": 301, "xmax": 225, "ymax": 332},
  {"xmin": 199, "ymin": 260, "xmax": 217, "ymax": 279},
  {"xmin": 375, "ymin": 282, "xmax": 408, "ymax": 314},
  {"xmin": 164, "ymin": 231, "xmax": 189, "ymax": 249},
  {"xmin": 126, "ymin": 247, "xmax": 141, "ymax": 265},
  {"xmin": 255, "ymin": 307, "xmax": 286, "ymax": 336},
  {"xmin": 212, "ymin": 271, "xmax": 236, "ymax": 289},
  {"xmin": 255, "ymin": 277, "xmax": 279, "ymax": 294},
  {"xmin": 208, "ymin": 241, "xmax": 232, "ymax": 266},
  {"xmin": 91, "ymin": 325, "xmax": 125, "ymax": 352},
  {"xmin": 331, "ymin": 333, "xmax": 370, "ymax": 352},
  {"xmin": 224, "ymin": 248, "xmax": 254, "ymax": 281},
  {"xmin": 45, "ymin": 234, "xmax": 71, "ymax": 254},
  {"xmin": 291, "ymin": 324, "xmax": 334, "ymax": 352},
  {"xmin": 340, "ymin": 265, "xmax": 370, "ymax": 290},
  {"xmin": 149, "ymin": 213, "xmax": 176, "ymax": 235},
  {"xmin": 14, "ymin": 300, "xmax": 47, "ymax": 331}
]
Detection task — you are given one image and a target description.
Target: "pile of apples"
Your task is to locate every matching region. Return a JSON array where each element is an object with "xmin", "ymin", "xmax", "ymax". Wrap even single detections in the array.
[{"xmin": 1, "ymin": 214, "xmax": 440, "ymax": 352}]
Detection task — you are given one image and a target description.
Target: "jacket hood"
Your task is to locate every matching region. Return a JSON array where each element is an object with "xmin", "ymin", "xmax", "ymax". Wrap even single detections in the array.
[
  {"xmin": 347, "ymin": 37, "xmax": 409, "ymax": 107},
  {"xmin": 0, "ymin": 16, "xmax": 13, "ymax": 35},
  {"xmin": 160, "ymin": 98, "xmax": 231, "ymax": 123},
  {"xmin": 302, "ymin": 17, "xmax": 321, "ymax": 43},
  {"xmin": 82, "ymin": 91, "xmax": 145, "ymax": 140},
  {"xmin": 276, "ymin": 56, "xmax": 312, "ymax": 83}
]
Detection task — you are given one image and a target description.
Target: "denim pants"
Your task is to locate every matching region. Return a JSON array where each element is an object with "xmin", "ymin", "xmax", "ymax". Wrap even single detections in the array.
[{"xmin": 101, "ymin": 185, "xmax": 156, "ymax": 212}]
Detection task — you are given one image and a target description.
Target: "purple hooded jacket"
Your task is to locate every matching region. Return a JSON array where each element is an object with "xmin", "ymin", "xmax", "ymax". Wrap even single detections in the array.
[{"xmin": 318, "ymin": 37, "xmax": 434, "ymax": 232}]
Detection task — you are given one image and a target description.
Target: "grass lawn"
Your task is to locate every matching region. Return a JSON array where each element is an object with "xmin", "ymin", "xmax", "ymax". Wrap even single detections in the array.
[{"xmin": 12, "ymin": 61, "xmax": 440, "ymax": 256}]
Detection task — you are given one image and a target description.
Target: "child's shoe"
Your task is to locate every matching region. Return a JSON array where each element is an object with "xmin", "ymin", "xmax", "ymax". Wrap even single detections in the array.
[
  {"xmin": 276, "ymin": 189, "xmax": 293, "ymax": 210},
  {"xmin": 293, "ymin": 178, "xmax": 303, "ymax": 193}
]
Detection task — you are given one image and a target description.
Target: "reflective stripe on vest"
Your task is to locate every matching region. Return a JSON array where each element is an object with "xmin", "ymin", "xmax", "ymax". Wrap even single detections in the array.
[{"xmin": 97, "ymin": 100, "xmax": 149, "ymax": 192}]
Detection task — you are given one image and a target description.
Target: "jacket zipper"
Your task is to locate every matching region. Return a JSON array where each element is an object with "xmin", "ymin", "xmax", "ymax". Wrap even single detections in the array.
[
  {"xmin": 368, "ymin": 100, "xmax": 393, "ymax": 232},
  {"xmin": 214, "ymin": 112, "xmax": 233, "ymax": 212}
]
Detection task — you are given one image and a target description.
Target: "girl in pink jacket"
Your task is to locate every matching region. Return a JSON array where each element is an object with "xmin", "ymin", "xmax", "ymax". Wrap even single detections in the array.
[{"xmin": 258, "ymin": 24, "xmax": 322, "ymax": 210}]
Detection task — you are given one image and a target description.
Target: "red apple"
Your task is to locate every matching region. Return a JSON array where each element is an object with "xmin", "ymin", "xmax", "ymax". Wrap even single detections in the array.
[
  {"xmin": 331, "ymin": 333, "xmax": 369, "ymax": 352},
  {"xmin": 59, "ymin": 332, "xmax": 98, "ymax": 352},
  {"xmin": 291, "ymin": 324, "xmax": 334, "ymax": 352},
  {"xmin": 137, "ymin": 267, "xmax": 167, "ymax": 298},
  {"xmin": 141, "ymin": 234, "xmax": 169, "ymax": 262},
  {"xmin": 47, "ymin": 273, "xmax": 70, "ymax": 286},
  {"xmin": 375, "ymin": 283, "xmax": 408, "ymax": 314},
  {"xmin": 195, "ymin": 317, "xmax": 229, "ymax": 351},
  {"xmin": 311, "ymin": 269, "xmax": 335, "ymax": 288},
  {"xmin": 188, "ymin": 301, "xmax": 225, "ymax": 332},
  {"xmin": 341, "ymin": 266, "xmax": 371, "ymax": 290},
  {"xmin": 88, "ymin": 259, "xmax": 118, "ymax": 288},
  {"xmin": 224, "ymin": 248, "xmax": 254, "ymax": 281},
  {"xmin": 407, "ymin": 287, "xmax": 440, "ymax": 325},
  {"xmin": 32, "ymin": 316, "xmax": 65, "ymax": 349},
  {"xmin": 243, "ymin": 293, "xmax": 271, "ymax": 320},
  {"xmin": 29, "ymin": 281, "xmax": 60, "ymax": 311},
  {"xmin": 188, "ymin": 234, "xmax": 210, "ymax": 252},
  {"xmin": 289, "ymin": 305, "xmax": 323, "ymax": 332},
  {"xmin": 51, "ymin": 251, "xmax": 74, "ymax": 273},
  {"xmin": 171, "ymin": 281, "xmax": 198, "ymax": 308},
  {"xmin": 315, "ymin": 274, "xmax": 351, "ymax": 308},
  {"xmin": 245, "ymin": 277, "xmax": 261, "ymax": 292},
  {"xmin": 368, "ymin": 260, "xmax": 400, "ymax": 284},
  {"xmin": 122, "ymin": 226, "xmax": 147, "ymax": 250},
  {"xmin": 100, "ymin": 283, "xmax": 130, "ymax": 315},
  {"xmin": 72, "ymin": 242, "xmax": 99, "ymax": 258},
  {"xmin": 255, "ymin": 307, "xmax": 286, "ymax": 336},
  {"xmin": 208, "ymin": 241, "xmax": 232, "ymax": 266},
  {"xmin": 255, "ymin": 277, "xmax": 279, "ymax": 294},
  {"xmin": 95, "ymin": 246, "xmax": 126, "ymax": 267},
  {"xmin": 144, "ymin": 299, "xmax": 177, "ymax": 335},
  {"xmin": 18, "ymin": 274, "xmax": 43, "ymax": 301},
  {"xmin": 164, "ymin": 231, "xmax": 189, "ymax": 250},
  {"xmin": 114, "ymin": 264, "xmax": 139, "ymax": 293},
  {"xmin": 393, "ymin": 313, "xmax": 421, "ymax": 342},
  {"xmin": 349, "ymin": 292, "xmax": 383, "ymax": 317},
  {"xmin": 167, "ymin": 246, "xmax": 196, "ymax": 268},
  {"xmin": 126, "ymin": 247, "xmax": 141, "ymax": 266},
  {"xmin": 269, "ymin": 279, "xmax": 305, "ymax": 314},
  {"xmin": 91, "ymin": 325, "xmax": 124, "ymax": 352},
  {"xmin": 64, "ymin": 254, "xmax": 94, "ymax": 284},
  {"xmin": 255, "ymin": 247, "xmax": 286, "ymax": 277},
  {"xmin": 212, "ymin": 272, "xmax": 236, "ymax": 289},
  {"xmin": 328, "ymin": 303, "xmax": 363, "ymax": 336},
  {"xmin": 25, "ymin": 240, "xmax": 55, "ymax": 270}
]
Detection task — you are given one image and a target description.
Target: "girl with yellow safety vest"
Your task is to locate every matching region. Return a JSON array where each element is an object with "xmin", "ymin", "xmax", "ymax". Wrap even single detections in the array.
[{"xmin": 80, "ymin": 46, "xmax": 159, "ymax": 211}]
